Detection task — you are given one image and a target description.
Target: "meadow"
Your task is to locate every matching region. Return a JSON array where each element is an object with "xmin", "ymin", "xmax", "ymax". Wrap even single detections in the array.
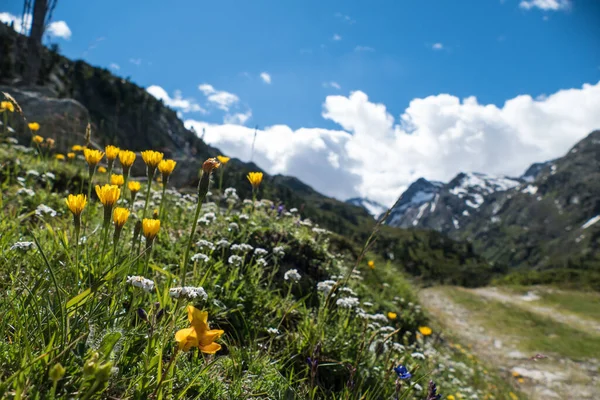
[{"xmin": 0, "ymin": 100, "xmax": 521, "ymax": 399}]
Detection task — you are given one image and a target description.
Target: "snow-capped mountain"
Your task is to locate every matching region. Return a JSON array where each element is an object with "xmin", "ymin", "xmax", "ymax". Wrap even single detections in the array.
[
  {"xmin": 346, "ymin": 197, "xmax": 388, "ymax": 218},
  {"xmin": 384, "ymin": 172, "xmax": 525, "ymax": 231}
]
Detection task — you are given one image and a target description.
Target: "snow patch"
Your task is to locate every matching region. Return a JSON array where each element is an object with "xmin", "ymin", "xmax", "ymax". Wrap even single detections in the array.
[
  {"xmin": 522, "ymin": 185, "xmax": 538, "ymax": 195},
  {"xmin": 581, "ymin": 215, "xmax": 600, "ymax": 230},
  {"xmin": 412, "ymin": 202, "xmax": 429, "ymax": 226}
]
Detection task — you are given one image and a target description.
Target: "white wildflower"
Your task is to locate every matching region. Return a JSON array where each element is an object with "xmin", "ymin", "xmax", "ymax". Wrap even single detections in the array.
[
  {"xmin": 273, "ymin": 246, "xmax": 285, "ymax": 257},
  {"xmin": 284, "ymin": 269, "xmax": 301, "ymax": 282},
  {"xmin": 126, "ymin": 276, "xmax": 155, "ymax": 293},
  {"xmin": 368, "ymin": 313, "xmax": 388, "ymax": 323},
  {"xmin": 228, "ymin": 255, "xmax": 243, "ymax": 266},
  {"xmin": 169, "ymin": 286, "xmax": 208, "ymax": 300},
  {"xmin": 196, "ymin": 239, "xmax": 215, "ymax": 251},
  {"xmin": 256, "ymin": 258, "xmax": 268, "ymax": 267},
  {"xmin": 239, "ymin": 213, "xmax": 250, "ymax": 221},
  {"xmin": 254, "ymin": 248, "xmax": 268, "ymax": 256},
  {"xmin": 26, "ymin": 170, "xmax": 40, "ymax": 177},
  {"xmin": 10, "ymin": 241, "xmax": 35, "ymax": 251},
  {"xmin": 392, "ymin": 342, "xmax": 405, "ymax": 352},
  {"xmin": 290, "ymin": 208, "xmax": 298, "ymax": 213},
  {"xmin": 228, "ymin": 222, "xmax": 239, "ymax": 231},
  {"xmin": 316, "ymin": 280, "xmax": 336, "ymax": 295},
  {"xmin": 17, "ymin": 188, "xmax": 35, "ymax": 196},
  {"xmin": 267, "ymin": 327, "xmax": 279, "ymax": 335},
  {"xmin": 411, "ymin": 352, "xmax": 426, "ymax": 360},
  {"xmin": 202, "ymin": 212, "xmax": 216, "ymax": 221},
  {"xmin": 215, "ymin": 239, "xmax": 231, "ymax": 248},
  {"xmin": 35, "ymin": 204, "xmax": 57, "ymax": 217},
  {"xmin": 336, "ymin": 296, "xmax": 360, "ymax": 309},
  {"xmin": 191, "ymin": 253, "xmax": 209, "ymax": 263}
]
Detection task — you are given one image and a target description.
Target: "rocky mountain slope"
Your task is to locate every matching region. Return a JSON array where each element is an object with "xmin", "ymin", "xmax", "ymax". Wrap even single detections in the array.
[
  {"xmin": 345, "ymin": 197, "xmax": 387, "ymax": 218},
  {"xmin": 384, "ymin": 131, "xmax": 600, "ymax": 288}
]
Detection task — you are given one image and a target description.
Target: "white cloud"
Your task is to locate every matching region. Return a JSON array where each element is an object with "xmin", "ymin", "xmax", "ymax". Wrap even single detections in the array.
[
  {"xmin": 0, "ymin": 13, "xmax": 71, "ymax": 39},
  {"xmin": 184, "ymin": 81, "xmax": 600, "ymax": 206},
  {"xmin": 334, "ymin": 12, "xmax": 355, "ymax": 24},
  {"xmin": 129, "ymin": 58, "xmax": 142, "ymax": 66},
  {"xmin": 519, "ymin": 0, "xmax": 570, "ymax": 11},
  {"xmin": 109, "ymin": 63, "xmax": 120, "ymax": 71},
  {"xmin": 146, "ymin": 85, "xmax": 205, "ymax": 113},
  {"xmin": 432, "ymin": 43, "xmax": 444, "ymax": 50},
  {"xmin": 198, "ymin": 84, "xmax": 240, "ymax": 111},
  {"xmin": 332, "ymin": 34, "xmax": 342, "ymax": 41},
  {"xmin": 323, "ymin": 81, "xmax": 341, "ymax": 90},
  {"xmin": 224, "ymin": 110, "xmax": 252, "ymax": 125},
  {"xmin": 46, "ymin": 21, "xmax": 71, "ymax": 39},
  {"xmin": 0, "ymin": 12, "xmax": 31, "ymax": 34},
  {"xmin": 260, "ymin": 72, "xmax": 272, "ymax": 84},
  {"xmin": 354, "ymin": 45, "xmax": 375, "ymax": 52}
]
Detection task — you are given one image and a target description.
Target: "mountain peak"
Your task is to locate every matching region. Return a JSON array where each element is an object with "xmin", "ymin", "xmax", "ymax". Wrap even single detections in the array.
[{"xmin": 346, "ymin": 197, "xmax": 387, "ymax": 218}]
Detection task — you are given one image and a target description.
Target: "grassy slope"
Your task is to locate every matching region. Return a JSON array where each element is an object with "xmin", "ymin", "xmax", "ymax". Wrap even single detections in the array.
[{"xmin": 0, "ymin": 144, "xmax": 519, "ymax": 399}]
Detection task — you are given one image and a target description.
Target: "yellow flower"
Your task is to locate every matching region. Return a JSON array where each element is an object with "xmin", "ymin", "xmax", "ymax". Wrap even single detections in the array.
[
  {"xmin": 511, "ymin": 371, "xmax": 520, "ymax": 378},
  {"xmin": 247, "ymin": 172, "xmax": 263, "ymax": 189},
  {"xmin": 517, "ymin": 378, "xmax": 524, "ymax": 383},
  {"xmin": 175, "ymin": 305, "xmax": 224, "ymax": 353},
  {"xmin": 95, "ymin": 184, "xmax": 121, "ymax": 207},
  {"xmin": 97, "ymin": 166, "xmax": 107, "ymax": 174},
  {"xmin": 72, "ymin": 145, "xmax": 84, "ymax": 152},
  {"xmin": 447, "ymin": 396, "xmax": 455, "ymax": 400},
  {"xmin": 418, "ymin": 326, "xmax": 432, "ymax": 336},
  {"xmin": 28, "ymin": 122, "xmax": 40, "ymax": 131},
  {"xmin": 128, "ymin": 181, "xmax": 141, "ymax": 194},
  {"xmin": 33, "ymin": 135, "xmax": 44, "ymax": 144},
  {"xmin": 141, "ymin": 150, "xmax": 164, "ymax": 168},
  {"xmin": 84, "ymin": 148, "xmax": 104, "ymax": 167},
  {"xmin": 0, "ymin": 101, "xmax": 14, "ymax": 112},
  {"xmin": 67, "ymin": 152, "xmax": 76, "ymax": 160},
  {"xmin": 158, "ymin": 159, "xmax": 177, "ymax": 177},
  {"xmin": 387, "ymin": 312, "xmax": 397, "ymax": 320},
  {"xmin": 113, "ymin": 207, "xmax": 130, "ymax": 229},
  {"xmin": 45, "ymin": 138, "xmax": 55, "ymax": 148},
  {"xmin": 368, "ymin": 260, "xmax": 375, "ymax": 269},
  {"xmin": 217, "ymin": 155, "xmax": 230, "ymax": 165},
  {"xmin": 119, "ymin": 150, "xmax": 136, "ymax": 168},
  {"xmin": 65, "ymin": 194, "xmax": 87, "ymax": 216},
  {"xmin": 110, "ymin": 174, "xmax": 125, "ymax": 187},
  {"xmin": 105, "ymin": 145, "xmax": 120, "ymax": 161},
  {"xmin": 508, "ymin": 392, "xmax": 518, "ymax": 400},
  {"xmin": 142, "ymin": 218, "xmax": 160, "ymax": 241},
  {"xmin": 55, "ymin": 154, "xmax": 65, "ymax": 161}
]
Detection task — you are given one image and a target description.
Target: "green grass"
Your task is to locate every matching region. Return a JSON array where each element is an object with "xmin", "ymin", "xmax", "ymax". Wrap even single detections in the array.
[
  {"xmin": 502, "ymin": 286, "xmax": 600, "ymax": 321},
  {"xmin": 445, "ymin": 288, "xmax": 600, "ymax": 360},
  {"xmin": 0, "ymin": 139, "xmax": 514, "ymax": 399}
]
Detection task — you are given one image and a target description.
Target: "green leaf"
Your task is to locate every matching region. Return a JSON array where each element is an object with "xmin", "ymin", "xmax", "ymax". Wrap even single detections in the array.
[{"xmin": 66, "ymin": 288, "xmax": 91, "ymax": 309}]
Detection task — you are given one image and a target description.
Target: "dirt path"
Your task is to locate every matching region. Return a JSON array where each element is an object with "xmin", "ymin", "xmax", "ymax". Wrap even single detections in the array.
[
  {"xmin": 471, "ymin": 287, "xmax": 600, "ymax": 334},
  {"xmin": 419, "ymin": 287, "xmax": 599, "ymax": 400}
]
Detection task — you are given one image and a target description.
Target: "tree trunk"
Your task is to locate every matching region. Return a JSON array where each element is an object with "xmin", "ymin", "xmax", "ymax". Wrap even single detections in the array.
[{"xmin": 24, "ymin": 0, "xmax": 48, "ymax": 85}]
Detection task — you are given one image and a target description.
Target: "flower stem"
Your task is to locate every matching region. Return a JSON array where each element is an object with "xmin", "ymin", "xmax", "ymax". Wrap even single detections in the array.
[
  {"xmin": 181, "ymin": 197, "xmax": 203, "ymax": 287},
  {"xmin": 142, "ymin": 170, "xmax": 154, "ymax": 219}
]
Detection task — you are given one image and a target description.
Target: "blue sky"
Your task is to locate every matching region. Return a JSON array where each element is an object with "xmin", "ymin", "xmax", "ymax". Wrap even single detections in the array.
[{"xmin": 2, "ymin": 0, "xmax": 600, "ymax": 205}]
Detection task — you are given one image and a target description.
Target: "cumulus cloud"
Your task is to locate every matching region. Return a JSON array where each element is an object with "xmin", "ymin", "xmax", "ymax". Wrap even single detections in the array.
[
  {"xmin": 354, "ymin": 45, "xmax": 375, "ymax": 52},
  {"xmin": 46, "ymin": 21, "xmax": 71, "ymax": 39},
  {"xmin": 224, "ymin": 110, "xmax": 252, "ymax": 125},
  {"xmin": 260, "ymin": 72, "xmax": 272, "ymax": 84},
  {"xmin": 332, "ymin": 34, "xmax": 342, "ymax": 41},
  {"xmin": 432, "ymin": 43, "xmax": 443, "ymax": 50},
  {"xmin": 323, "ymin": 82, "xmax": 341, "ymax": 90},
  {"xmin": 184, "ymin": 81, "xmax": 600, "ymax": 206},
  {"xmin": 0, "ymin": 12, "xmax": 71, "ymax": 39},
  {"xmin": 519, "ymin": 0, "xmax": 570, "ymax": 11},
  {"xmin": 198, "ymin": 84, "xmax": 240, "ymax": 111},
  {"xmin": 146, "ymin": 85, "xmax": 205, "ymax": 113}
]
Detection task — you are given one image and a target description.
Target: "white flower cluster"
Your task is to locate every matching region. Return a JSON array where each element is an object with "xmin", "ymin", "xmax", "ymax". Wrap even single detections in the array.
[
  {"xmin": 239, "ymin": 213, "xmax": 250, "ymax": 221},
  {"xmin": 228, "ymin": 255, "xmax": 243, "ymax": 266},
  {"xmin": 11, "ymin": 241, "xmax": 35, "ymax": 251},
  {"xmin": 289, "ymin": 208, "xmax": 298, "ymax": 213},
  {"xmin": 231, "ymin": 243, "xmax": 253, "ymax": 252},
  {"xmin": 284, "ymin": 269, "xmax": 301, "ymax": 282},
  {"xmin": 312, "ymin": 227, "xmax": 329, "ymax": 235},
  {"xmin": 224, "ymin": 187, "xmax": 239, "ymax": 200},
  {"xmin": 169, "ymin": 286, "xmax": 208, "ymax": 300},
  {"xmin": 316, "ymin": 280, "xmax": 336, "ymax": 295},
  {"xmin": 228, "ymin": 222, "xmax": 239, "ymax": 231},
  {"xmin": 191, "ymin": 253, "xmax": 209, "ymax": 263},
  {"xmin": 26, "ymin": 170, "xmax": 40, "ymax": 177},
  {"xmin": 215, "ymin": 239, "xmax": 231, "ymax": 248},
  {"xmin": 196, "ymin": 239, "xmax": 215, "ymax": 251},
  {"xmin": 256, "ymin": 258, "xmax": 268, "ymax": 267},
  {"xmin": 266, "ymin": 327, "xmax": 279, "ymax": 335},
  {"xmin": 336, "ymin": 296, "xmax": 360, "ymax": 309},
  {"xmin": 35, "ymin": 204, "xmax": 57, "ymax": 217},
  {"xmin": 126, "ymin": 276, "xmax": 155, "ymax": 293},
  {"xmin": 273, "ymin": 246, "xmax": 285, "ymax": 257},
  {"xmin": 254, "ymin": 248, "xmax": 268, "ymax": 256},
  {"xmin": 17, "ymin": 188, "xmax": 35, "ymax": 196}
]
